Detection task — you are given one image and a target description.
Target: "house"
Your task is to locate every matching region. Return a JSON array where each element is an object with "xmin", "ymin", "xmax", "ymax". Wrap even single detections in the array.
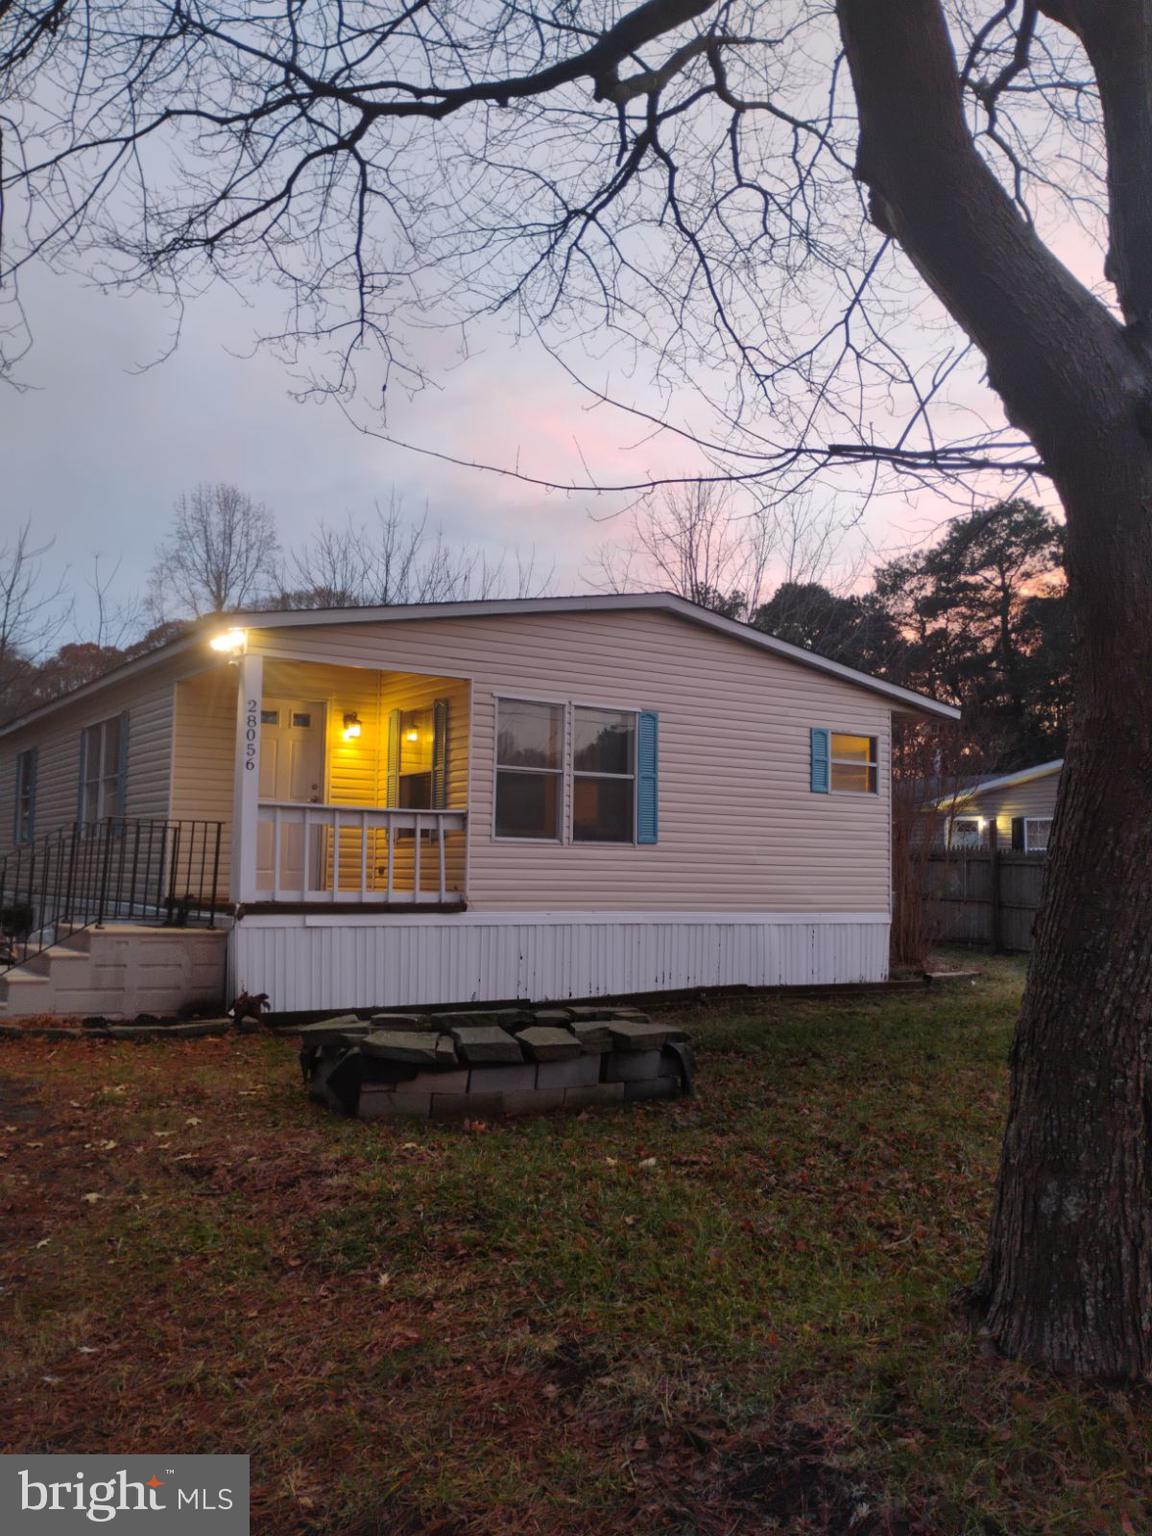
[
  {"xmin": 0, "ymin": 594, "xmax": 958, "ymax": 1017},
  {"xmin": 937, "ymin": 759, "xmax": 1062, "ymax": 853}
]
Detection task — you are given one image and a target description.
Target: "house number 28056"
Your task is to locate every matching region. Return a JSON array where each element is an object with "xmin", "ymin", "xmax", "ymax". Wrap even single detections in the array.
[{"xmin": 244, "ymin": 699, "xmax": 260, "ymax": 771}]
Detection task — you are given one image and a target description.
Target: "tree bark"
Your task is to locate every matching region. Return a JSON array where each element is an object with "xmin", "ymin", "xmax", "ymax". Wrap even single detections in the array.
[{"xmin": 837, "ymin": 0, "xmax": 1152, "ymax": 1377}]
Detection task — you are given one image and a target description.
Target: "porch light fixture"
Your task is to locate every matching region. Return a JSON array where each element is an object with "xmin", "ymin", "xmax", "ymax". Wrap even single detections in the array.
[
  {"xmin": 342, "ymin": 711, "xmax": 363, "ymax": 741},
  {"xmin": 209, "ymin": 626, "xmax": 248, "ymax": 657},
  {"xmin": 405, "ymin": 726, "xmax": 420, "ymax": 743}
]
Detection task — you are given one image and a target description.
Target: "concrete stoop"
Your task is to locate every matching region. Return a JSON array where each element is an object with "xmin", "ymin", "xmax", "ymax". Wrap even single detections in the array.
[{"xmin": 0, "ymin": 924, "xmax": 228, "ymax": 1019}]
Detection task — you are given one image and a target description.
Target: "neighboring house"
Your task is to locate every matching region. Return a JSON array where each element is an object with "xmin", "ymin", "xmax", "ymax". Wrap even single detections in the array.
[
  {"xmin": 937, "ymin": 759, "xmax": 1063, "ymax": 853},
  {"xmin": 0, "ymin": 593, "xmax": 957, "ymax": 1016}
]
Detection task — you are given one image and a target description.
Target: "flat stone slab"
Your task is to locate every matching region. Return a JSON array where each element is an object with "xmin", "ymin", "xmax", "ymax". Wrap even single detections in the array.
[
  {"xmin": 297, "ymin": 1019, "xmax": 373, "ymax": 1042},
  {"xmin": 434, "ymin": 1008, "xmax": 533, "ymax": 1030},
  {"xmin": 435, "ymin": 1036, "xmax": 459, "ymax": 1069},
  {"xmin": 517, "ymin": 1026, "xmax": 582, "ymax": 1062},
  {"xmin": 449, "ymin": 1026, "xmax": 523, "ymax": 1064},
  {"xmin": 608, "ymin": 1020, "xmax": 678, "ymax": 1052},
  {"xmin": 368, "ymin": 1012, "xmax": 431, "ymax": 1031},
  {"xmin": 360, "ymin": 1030, "xmax": 441, "ymax": 1067},
  {"xmin": 529, "ymin": 1008, "xmax": 574, "ymax": 1025},
  {"xmin": 571, "ymin": 1020, "xmax": 612, "ymax": 1053}
]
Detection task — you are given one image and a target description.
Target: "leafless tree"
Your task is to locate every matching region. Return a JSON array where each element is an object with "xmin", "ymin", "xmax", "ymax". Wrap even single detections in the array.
[
  {"xmin": 149, "ymin": 483, "xmax": 280, "ymax": 618},
  {"xmin": 590, "ymin": 484, "xmax": 856, "ymax": 618},
  {"xmin": 279, "ymin": 497, "xmax": 552, "ymax": 608},
  {"xmin": 4, "ymin": 0, "xmax": 1152, "ymax": 1377},
  {"xmin": 0, "ymin": 520, "xmax": 67, "ymax": 716}
]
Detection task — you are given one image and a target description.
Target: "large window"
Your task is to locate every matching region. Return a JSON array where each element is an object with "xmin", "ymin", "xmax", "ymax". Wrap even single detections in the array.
[
  {"xmin": 14, "ymin": 748, "xmax": 37, "ymax": 843},
  {"xmin": 830, "ymin": 733, "xmax": 878, "ymax": 794},
  {"xmin": 78, "ymin": 715, "xmax": 126, "ymax": 824},
  {"xmin": 495, "ymin": 699, "xmax": 564, "ymax": 839},
  {"xmin": 572, "ymin": 707, "xmax": 635, "ymax": 842}
]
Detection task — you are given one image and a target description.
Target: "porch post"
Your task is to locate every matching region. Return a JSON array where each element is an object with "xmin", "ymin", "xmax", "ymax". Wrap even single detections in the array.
[{"xmin": 231, "ymin": 652, "xmax": 263, "ymax": 905}]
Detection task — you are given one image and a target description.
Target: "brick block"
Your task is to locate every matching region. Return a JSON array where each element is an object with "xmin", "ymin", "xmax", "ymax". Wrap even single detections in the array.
[
  {"xmin": 604, "ymin": 1049, "xmax": 664, "ymax": 1083},
  {"xmin": 563, "ymin": 1082, "xmax": 625, "ymax": 1109},
  {"xmin": 431, "ymin": 1091, "xmax": 505, "ymax": 1120},
  {"xmin": 358, "ymin": 1089, "xmax": 432, "ymax": 1119},
  {"xmin": 536, "ymin": 1055, "xmax": 601, "ymax": 1091},
  {"xmin": 403, "ymin": 1069, "xmax": 470, "ymax": 1094},
  {"xmin": 467, "ymin": 1063, "xmax": 537, "ymax": 1092},
  {"xmin": 623, "ymin": 1076, "xmax": 681, "ymax": 1102},
  {"xmin": 503, "ymin": 1088, "xmax": 566, "ymax": 1116}
]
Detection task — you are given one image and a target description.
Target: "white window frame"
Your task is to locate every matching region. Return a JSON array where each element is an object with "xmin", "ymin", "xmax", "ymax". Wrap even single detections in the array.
[
  {"xmin": 14, "ymin": 747, "xmax": 37, "ymax": 844},
  {"xmin": 492, "ymin": 696, "xmax": 641, "ymax": 845},
  {"xmin": 828, "ymin": 731, "xmax": 879, "ymax": 795},
  {"xmin": 1024, "ymin": 816, "xmax": 1052, "ymax": 853},
  {"xmin": 492, "ymin": 696, "xmax": 566, "ymax": 843},
  {"xmin": 571, "ymin": 704, "xmax": 639, "ymax": 846},
  {"xmin": 78, "ymin": 715, "xmax": 126, "ymax": 825}
]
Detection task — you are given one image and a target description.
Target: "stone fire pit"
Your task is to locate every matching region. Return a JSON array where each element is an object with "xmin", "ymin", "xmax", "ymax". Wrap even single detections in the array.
[{"xmin": 298, "ymin": 1004, "xmax": 694, "ymax": 1121}]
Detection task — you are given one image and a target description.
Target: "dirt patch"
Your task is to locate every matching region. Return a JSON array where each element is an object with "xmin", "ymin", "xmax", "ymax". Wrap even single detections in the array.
[{"xmin": 721, "ymin": 1428, "xmax": 915, "ymax": 1535}]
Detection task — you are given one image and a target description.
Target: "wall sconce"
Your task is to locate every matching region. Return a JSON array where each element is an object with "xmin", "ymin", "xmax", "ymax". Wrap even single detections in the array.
[
  {"xmin": 209, "ymin": 626, "xmax": 248, "ymax": 657},
  {"xmin": 342, "ymin": 711, "xmax": 363, "ymax": 742},
  {"xmin": 404, "ymin": 726, "xmax": 420, "ymax": 744}
]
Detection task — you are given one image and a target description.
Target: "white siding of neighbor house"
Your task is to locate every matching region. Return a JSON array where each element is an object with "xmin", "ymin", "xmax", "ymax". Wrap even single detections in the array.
[
  {"xmin": 965, "ymin": 772, "xmax": 1060, "ymax": 843},
  {"xmin": 246, "ymin": 607, "xmax": 895, "ymax": 915},
  {"xmin": 0, "ymin": 672, "xmax": 176, "ymax": 858}
]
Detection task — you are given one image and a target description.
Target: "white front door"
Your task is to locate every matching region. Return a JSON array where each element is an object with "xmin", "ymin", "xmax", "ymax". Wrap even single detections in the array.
[{"xmin": 257, "ymin": 700, "xmax": 326, "ymax": 894}]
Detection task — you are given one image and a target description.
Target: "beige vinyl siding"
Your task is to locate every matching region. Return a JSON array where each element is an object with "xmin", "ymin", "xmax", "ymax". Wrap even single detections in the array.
[
  {"xmin": 248, "ymin": 608, "xmax": 893, "ymax": 914},
  {"xmin": 170, "ymin": 668, "xmax": 239, "ymax": 893},
  {"xmin": 0, "ymin": 675, "xmax": 175, "ymax": 859},
  {"xmin": 968, "ymin": 771, "xmax": 1060, "ymax": 844}
]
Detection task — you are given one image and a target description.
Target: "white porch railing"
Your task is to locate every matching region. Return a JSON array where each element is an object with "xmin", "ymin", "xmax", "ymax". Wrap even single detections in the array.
[{"xmin": 256, "ymin": 803, "xmax": 467, "ymax": 904}]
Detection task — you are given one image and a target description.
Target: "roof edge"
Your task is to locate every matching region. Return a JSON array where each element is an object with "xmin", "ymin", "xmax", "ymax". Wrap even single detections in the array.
[
  {"xmin": 0, "ymin": 592, "xmax": 961, "ymax": 737},
  {"xmin": 935, "ymin": 758, "xmax": 1064, "ymax": 807}
]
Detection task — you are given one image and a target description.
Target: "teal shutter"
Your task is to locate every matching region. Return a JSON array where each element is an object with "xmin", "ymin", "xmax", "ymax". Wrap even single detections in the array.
[
  {"xmin": 432, "ymin": 698, "xmax": 450, "ymax": 809},
  {"xmin": 636, "ymin": 711, "xmax": 659, "ymax": 844},
  {"xmin": 386, "ymin": 709, "xmax": 401, "ymax": 807},
  {"xmin": 810, "ymin": 728, "xmax": 830, "ymax": 793},
  {"xmin": 115, "ymin": 711, "xmax": 130, "ymax": 819}
]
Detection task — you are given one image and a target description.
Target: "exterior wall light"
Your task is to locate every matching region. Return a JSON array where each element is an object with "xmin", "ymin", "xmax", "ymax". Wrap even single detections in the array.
[
  {"xmin": 342, "ymin": 712, "xmax": 363, "ymax": 741},
  {"xmin": 209, "ymin": 627, "xmax": 249, "ymax": 657},
  {"xmin": 405, "ymin": 726, "xmax": 420, "ymax": 743}
]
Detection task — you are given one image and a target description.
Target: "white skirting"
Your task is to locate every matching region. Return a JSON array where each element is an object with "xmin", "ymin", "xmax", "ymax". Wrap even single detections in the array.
[{"xmin": 229, "ymin": 911, "xmax": 890, "ymax": 1013}]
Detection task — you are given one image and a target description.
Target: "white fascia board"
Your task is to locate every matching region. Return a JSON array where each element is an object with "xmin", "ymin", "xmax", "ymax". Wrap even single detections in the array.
[{"xmin": 934, "ymin": 758, "xmax": 1064, "ymax": 808}]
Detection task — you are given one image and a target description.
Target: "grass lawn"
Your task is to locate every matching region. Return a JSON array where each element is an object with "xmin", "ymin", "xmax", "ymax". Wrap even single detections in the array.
[{"xmin": 1, "ymin": 956, "xmax": 1148, "ymax": 1535}]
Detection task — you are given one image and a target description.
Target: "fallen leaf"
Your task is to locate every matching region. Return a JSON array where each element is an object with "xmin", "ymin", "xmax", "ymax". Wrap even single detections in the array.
[{"xmin": 81, "ymin": 1193, "xmax": 103, "ymax": 1204}]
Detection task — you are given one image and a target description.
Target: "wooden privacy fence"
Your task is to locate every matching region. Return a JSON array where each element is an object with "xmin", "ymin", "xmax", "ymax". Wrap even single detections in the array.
[{"xmin": 923, "ymin": 850, "xmax": 1049, "ymax": 952}]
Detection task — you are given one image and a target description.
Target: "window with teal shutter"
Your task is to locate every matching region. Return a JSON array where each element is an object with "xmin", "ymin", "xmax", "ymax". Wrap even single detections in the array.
[
  {"xmin": 810, "ymin": 727, "xmax": 830, "ymax": 793},
  {"xmin": 636, "ymin": 711, "xmax": 659, "ymax": 843}
]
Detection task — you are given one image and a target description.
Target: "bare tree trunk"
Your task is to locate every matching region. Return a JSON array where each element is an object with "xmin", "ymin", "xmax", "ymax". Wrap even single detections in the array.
[
  {"xmin": 837, "ymin": 0, "xmax": 1152, "ymax": 1378},
  {"xmin": 966, "ymin": 451, "xmax": 1152, "ymax": 1377}
]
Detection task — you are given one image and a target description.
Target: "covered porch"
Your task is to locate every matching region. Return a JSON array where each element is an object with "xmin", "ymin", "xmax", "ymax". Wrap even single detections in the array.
[{"xmin": 174, "ymin": 650, "xmax": 471, "ymax": 909}]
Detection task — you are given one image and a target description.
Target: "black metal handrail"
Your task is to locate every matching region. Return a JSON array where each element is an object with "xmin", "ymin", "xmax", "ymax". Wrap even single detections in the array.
[{"xmin": 0, "ymin": 818, "xmax": 224, "ymax": 974}]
